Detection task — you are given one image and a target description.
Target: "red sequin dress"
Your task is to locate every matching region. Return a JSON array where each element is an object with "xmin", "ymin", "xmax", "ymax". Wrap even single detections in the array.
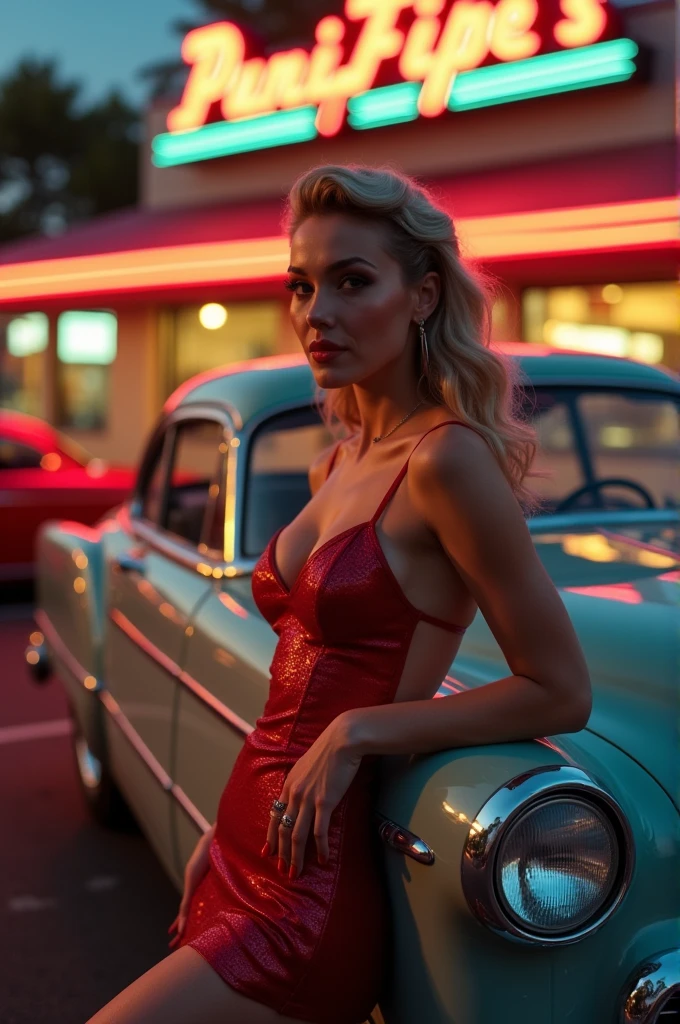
[{"xmin": 180, "ymin": 421, "xmax": 471, "ymax": 1023}]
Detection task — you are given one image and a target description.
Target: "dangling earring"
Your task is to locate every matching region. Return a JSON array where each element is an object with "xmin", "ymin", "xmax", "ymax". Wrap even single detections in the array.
[{"xmin": 418, "ymin": 318, "xmax": 430, "ymax": 379}]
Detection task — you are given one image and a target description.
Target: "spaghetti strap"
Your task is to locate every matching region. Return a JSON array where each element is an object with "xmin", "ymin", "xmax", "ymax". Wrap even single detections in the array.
[{"xmin": 370, "ymin": 419, "xmax": 479, "ymax": 524}]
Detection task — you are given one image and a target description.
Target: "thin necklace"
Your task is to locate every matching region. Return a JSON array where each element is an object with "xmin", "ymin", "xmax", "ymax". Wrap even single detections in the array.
[{"xmin": 372, "ymin": 400, "xmax": 424, "ymax": 443}]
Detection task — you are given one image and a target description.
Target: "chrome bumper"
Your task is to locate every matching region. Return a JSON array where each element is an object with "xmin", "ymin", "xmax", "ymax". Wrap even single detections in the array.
[{"xmin": 620, "ymin": 949, "xmax": 680, "ymax": 1022}]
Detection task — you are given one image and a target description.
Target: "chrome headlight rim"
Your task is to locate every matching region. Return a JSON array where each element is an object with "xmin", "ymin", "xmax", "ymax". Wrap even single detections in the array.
[{"xmin": 461, "ymin": 765, "xmax": 635, "ymax": 946}]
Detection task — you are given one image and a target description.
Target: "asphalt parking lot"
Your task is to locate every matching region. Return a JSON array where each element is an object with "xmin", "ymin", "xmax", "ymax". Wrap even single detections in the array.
[{"xmin": 0, "ymin": 594, "xmax": 179, "ymax": 1024}]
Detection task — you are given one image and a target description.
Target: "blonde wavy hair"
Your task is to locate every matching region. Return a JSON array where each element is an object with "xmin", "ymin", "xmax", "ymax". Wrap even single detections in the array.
[{"xmin": 284, "ymin": 163, "xmax": 546, "ymax": 517}]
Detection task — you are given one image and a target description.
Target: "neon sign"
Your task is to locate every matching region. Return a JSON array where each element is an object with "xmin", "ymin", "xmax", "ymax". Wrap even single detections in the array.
[{"xmin": 152, "ymin": 0, "xmax": 637, "ymax": 167}]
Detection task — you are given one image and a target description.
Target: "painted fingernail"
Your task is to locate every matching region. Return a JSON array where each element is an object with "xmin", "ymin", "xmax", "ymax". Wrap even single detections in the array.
[
  {"xmin": 260, "ymin": 842, "xmax": 270, "ymax": 857},
  {"xmin": 278, "ymin": 858, "xmax": 286, "ymax": 874},
  {"xmin": 289, "ymin": 864, "xmax": 297, "ymax": 880}
]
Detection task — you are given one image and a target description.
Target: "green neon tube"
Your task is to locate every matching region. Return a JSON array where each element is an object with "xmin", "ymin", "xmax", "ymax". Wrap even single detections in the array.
[
  {"xmin": 152, "ymin": 105, "xmax": 319, "ymax": 167},
  {"xmin": 449, "ymin": 38, "xmax": 639, "ymax": 111},
  {"xmin": 348, "ymin": 81, "xmax": 421, "ymax": 130}
]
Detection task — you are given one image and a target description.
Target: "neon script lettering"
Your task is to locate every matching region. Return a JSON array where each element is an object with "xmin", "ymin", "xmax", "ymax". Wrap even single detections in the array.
[{"xmin": 168, "ymin": 0, "xmax": 609, "ymax": 134}]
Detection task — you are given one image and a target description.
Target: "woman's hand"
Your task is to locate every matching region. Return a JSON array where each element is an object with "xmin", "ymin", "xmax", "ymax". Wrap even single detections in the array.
[
  {"xmin": 167, "ymin": 823, "xmax": 215, "ymax": 949},
  {"xmin": 261, "ymin": 713, "xmax": 362, "ymax": 880}
]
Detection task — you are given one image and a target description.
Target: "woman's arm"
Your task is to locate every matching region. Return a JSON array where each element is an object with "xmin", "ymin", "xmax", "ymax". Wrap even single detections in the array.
[{"xmin": 341, "ymin": 424, "xmax": 592, "ymax": 757}]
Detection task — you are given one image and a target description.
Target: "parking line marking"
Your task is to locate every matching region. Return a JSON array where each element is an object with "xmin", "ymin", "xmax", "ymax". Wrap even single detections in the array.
[{"xmin": 0, "ymin": 718, "xmax": 72, "ymax": 745}]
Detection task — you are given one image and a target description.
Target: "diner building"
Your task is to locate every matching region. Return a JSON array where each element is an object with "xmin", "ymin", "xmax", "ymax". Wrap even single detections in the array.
[{"xmin": 0, "ymin": 0, "xmax": 677, "ymax": 465}]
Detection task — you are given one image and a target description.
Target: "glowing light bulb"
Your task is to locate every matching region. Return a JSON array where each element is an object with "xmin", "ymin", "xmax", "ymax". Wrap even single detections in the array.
[
  {"xmin": 601, "ymin": 284, "xmax": 623, "ymax": 304},
  {"xmin": 199, "ymin": 303, "xmax": 228, "ymax": 329}
]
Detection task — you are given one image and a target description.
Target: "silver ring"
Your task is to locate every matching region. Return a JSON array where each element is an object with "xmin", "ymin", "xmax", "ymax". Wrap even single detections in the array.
[
  {"xmin": 280, "ymin": 814, "xmax": 296, "ymax": 829},
  {"xmin": 271, "ymin": 799, "xmax": 287, "ymax": 812}
]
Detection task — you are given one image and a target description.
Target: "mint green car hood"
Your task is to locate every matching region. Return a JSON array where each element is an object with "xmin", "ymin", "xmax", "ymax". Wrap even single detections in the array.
[{"xmin": 456, "ymin": 517, "xmax": 680, "ymax": 807}]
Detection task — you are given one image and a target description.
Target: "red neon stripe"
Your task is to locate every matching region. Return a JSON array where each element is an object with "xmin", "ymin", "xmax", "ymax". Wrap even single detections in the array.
[{"xmin": 0, "ymin": 199, "xmax": 676, "ymax": 304}]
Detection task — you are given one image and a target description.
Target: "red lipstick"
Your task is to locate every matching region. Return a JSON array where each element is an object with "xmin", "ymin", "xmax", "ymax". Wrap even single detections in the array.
[{"xmin": 309, "ymin": 339, "xmax": 345, "ymax": 364}]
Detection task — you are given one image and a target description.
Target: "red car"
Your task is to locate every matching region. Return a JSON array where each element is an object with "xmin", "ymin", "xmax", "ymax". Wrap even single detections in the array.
[{"xmin": 0, "ymin": 411, "xmax": 134, "ymax": 582}]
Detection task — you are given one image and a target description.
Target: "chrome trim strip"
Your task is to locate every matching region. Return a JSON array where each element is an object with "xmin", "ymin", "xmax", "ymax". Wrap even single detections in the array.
[
  {"xmin": 110, "ymin": 607, "xmax": 181, "ymax": 679},
  {"xmin": 37, "ymin": 611, "xmax": 226, "ymax": 835},
  {"xmin": 34, "ymin": 609, "xmax": 102, "ymax": 692},
  {"xmin": 223, "ymin": 437, "xmax": 238, "ymax": 564},
  {"xmin": 99, "ymin": 689, "xmax": 173, "ymax": 792},
  {"xmin": 620, "ymin": 949, "xmax": 680, "ymax": 1023},
  {"xmin": 179, "ymin": 670, "xmax": 253, "ymax": 737},
  {"xmin": 376, "ymin": 814, "xmax": 435, "ymax": 865},
  {"xmin": 129, "ymin": 518, "xmax": 230, "ymax": 576},
  {"xmin": 461, "ymin": 765, "xmax": 635, "ymax": 946},
  {"xmin": 109, "ymin": 609, "xmax": 254, "ymax": 737},
  {"xmin": 528, "ymin": 510, "xmax": 680, "ymax": 533},
  {"xmin": 176, "ymin": 396, "xmax": 243, "ymax": 432},
  {"xmin": 99, "ymin": 690, "xmax": 213, "ymax": 832}
]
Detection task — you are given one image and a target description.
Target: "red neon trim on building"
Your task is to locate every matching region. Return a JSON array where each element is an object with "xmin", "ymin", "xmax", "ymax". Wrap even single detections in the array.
[
  {"xmin": 0, "ymin": 199, "xmax": 675, "ymax": 306},
  {"xmin": 168, "ymin": 0, "xmax": 614, "ymax": 134},
  {"xmin": 0, "ymin": 237, "xmax": 290, "ymax": 303}
]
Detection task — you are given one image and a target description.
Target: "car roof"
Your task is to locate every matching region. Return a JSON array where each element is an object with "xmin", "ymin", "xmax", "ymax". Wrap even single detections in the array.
[
  {"xmin": 165, "ymin": 346, "xmax": 680, "ymax": 429},
  {"xmin": 0, "ymin": 410, "xmax": 57, "ymax": 449}
]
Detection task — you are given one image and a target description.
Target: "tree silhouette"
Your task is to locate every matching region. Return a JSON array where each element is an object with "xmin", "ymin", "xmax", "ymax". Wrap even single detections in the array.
[
  {"xmin": 0, "ymin": 58, "xmax": 139, "ymax": 243},
  {"xmin": 138, "ymin": 0, "xmax": 344, "ymax": 101}
]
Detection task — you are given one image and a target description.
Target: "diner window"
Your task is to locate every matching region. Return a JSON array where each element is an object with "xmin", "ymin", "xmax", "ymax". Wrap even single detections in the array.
[
  {"xmin": 165, "ymin": 419, "xmax": 225, "ymax": 549},
  {"xmin": 56, "ymin": 310, "xmax": 117, "ymax": 430},
  {"xmin": 522, "ymin": 282, "xmax": 680, "ymax": 372},
  {"xmin": 0, "ymin": 312, "xmax": 48, "ymax": 417},
  {"xmin": 243, "ymin": 407, "xmax": 333, "ymax": 557},
  {"xmin": 168, "ymin": 301, "xmax": 284, "ymax": 393}
]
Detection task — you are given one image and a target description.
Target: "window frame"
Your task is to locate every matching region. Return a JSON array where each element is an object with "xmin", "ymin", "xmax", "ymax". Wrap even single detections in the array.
[
  {"xmin": 238, "ymin": 400, "xmax": 330, "ymax": 563},
  {"xmin": 129, "ymin": 402, "xmax": 234, "ymax": 572}
]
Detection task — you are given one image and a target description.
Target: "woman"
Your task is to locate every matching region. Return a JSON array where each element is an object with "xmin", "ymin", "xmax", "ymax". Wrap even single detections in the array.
[{"xmin": 86, "ymin": 165, "xmax": 591, "ymax": 1024}]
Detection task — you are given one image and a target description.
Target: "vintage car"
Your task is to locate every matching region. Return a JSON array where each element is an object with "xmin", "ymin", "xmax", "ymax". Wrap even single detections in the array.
[
  {"xmin": 0, "ymin": 410, "xmax": 134, "ymax": 582},
  {"xmin": 27, "ymin": 347, "xmax": 680, "ymax": 1023}
]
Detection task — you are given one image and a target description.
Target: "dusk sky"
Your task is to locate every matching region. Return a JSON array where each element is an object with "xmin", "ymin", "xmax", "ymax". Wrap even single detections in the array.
[{"xmin": 2, "ymin": 0, "xmax": 196, "ymax": 108}]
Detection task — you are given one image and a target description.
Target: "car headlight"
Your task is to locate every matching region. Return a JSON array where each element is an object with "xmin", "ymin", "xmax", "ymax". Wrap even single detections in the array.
[{"xmin": 461, "ymin": 765, "xmax": 634, "ymax": 946}]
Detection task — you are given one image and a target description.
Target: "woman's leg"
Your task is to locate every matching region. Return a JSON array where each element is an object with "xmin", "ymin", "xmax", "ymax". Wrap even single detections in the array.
[{"xmin": 84, "ymin": 945, "xmax": 311, "ymax": 1024}]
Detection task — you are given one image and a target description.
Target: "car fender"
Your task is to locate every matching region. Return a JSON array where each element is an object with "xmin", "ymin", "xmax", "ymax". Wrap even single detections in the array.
[{"xmin": 35, "ymin": 519, "xmax": 107, "ymax": 761}]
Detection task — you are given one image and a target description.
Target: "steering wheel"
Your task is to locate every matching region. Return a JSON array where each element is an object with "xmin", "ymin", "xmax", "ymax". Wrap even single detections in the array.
[{"xmin": 554, "ymin": 477, "xmax": 657, "ymax": 513}]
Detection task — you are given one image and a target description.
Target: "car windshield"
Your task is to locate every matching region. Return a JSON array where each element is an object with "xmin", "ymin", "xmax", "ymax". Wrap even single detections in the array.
[
  {"xmin": 242, "ymin": 386, "xmax": 680, "ymax": 561},
  {"xmin": 526, "ymin": 387, "xmax": 680, "ymax": 514}
]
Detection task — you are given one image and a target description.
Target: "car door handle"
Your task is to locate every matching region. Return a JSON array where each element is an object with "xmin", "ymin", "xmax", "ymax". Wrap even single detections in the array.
[{"xmin": 114, "ymin": 553, "xmax": 146, "ymax": 575}]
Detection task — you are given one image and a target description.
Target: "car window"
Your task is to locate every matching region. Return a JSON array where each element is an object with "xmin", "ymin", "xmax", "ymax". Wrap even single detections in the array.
[
  {"xmin": 243, "ymin": 407, "xmax": 334, "ymax": 557},
  {"xmin": 522, "ymin": 390, "xmax": 586, "ymax": 511},
  {"xmin": 0, "ymin": 439, "xmax": 43, "ymax": 469},
  {"xmin": 578, "ymin": 390, "xmax": 680, "ymax": 509},
  {"xmin": 165, "ymin": 419, "xmax": 226, "ymax": 548}
]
